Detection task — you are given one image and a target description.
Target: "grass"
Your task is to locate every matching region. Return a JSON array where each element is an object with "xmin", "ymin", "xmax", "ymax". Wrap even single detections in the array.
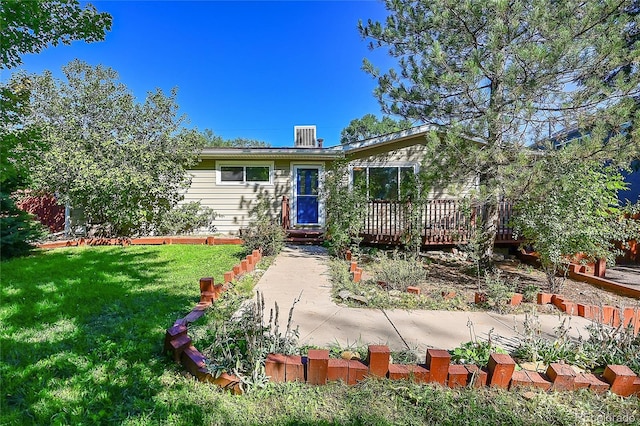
[
  {"xmin": 2, "ymin": 245, "xmax": 638, "ymax": 425},
  {"xmin": 1, "ymin": 244, "xmax": 246, "ymax": 424}
]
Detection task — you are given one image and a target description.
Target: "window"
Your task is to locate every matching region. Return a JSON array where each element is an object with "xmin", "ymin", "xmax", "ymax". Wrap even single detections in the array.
[
  {"xmin": 351, "ymin": 165, "xmax": 416, "ymax": 200},
  {"xmin": 217, "ymin": 162, "xmax": 272, "ymax": 184}
]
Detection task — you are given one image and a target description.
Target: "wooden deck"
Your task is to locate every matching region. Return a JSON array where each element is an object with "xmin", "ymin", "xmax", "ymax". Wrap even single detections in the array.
[
  {"xmin": 281, "ymin": 197, "xmax": 521, "ymax": 247},
  {"xmin": 360, "ymin": 199, "xmax": 520, "ymax": 246}
]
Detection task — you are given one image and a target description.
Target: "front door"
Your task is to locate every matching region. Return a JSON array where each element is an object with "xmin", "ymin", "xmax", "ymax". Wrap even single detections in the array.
[{"xmin": 295, "ymin": 167, "xmax": 319, "ymax": 225}]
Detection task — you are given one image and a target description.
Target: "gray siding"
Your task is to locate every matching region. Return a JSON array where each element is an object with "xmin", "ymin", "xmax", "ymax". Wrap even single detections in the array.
[{"xmin": 183, "ymin": 159, "xmax": 292, "ymax": 235}]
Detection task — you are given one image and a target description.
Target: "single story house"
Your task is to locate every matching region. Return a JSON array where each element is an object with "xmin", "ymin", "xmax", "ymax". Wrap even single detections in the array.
[{"xmin": 183, "ymin": 125, "xmax": 515, "ymax": 245}]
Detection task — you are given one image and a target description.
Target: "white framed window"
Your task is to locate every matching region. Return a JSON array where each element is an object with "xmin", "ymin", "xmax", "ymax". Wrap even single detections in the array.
[
  {"xmin": 216, "ymin": 161, "xmax": 274, "ymax": 185},
  {"xmin": 350, "ymin": 163, "xmax": 418, "ymax": 200}
]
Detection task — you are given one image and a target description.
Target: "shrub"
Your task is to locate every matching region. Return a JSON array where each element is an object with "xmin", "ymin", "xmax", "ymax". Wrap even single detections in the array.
[
  {"xmin": 582, "ymin": 317, "xmax": 640, "ymax": 374},
  {"xmin": 1, "ymin": 188, "xmax": 47, "ymax": 260},
  {"xmin": 373, "ymin": 252, "xmax": 426, "ymax": 292},
  {"xmin": 483, "ymin": 270, "xmax": 516, "ymax": 313},
  {"xmin": 322, "ymin": 159, "xmax": 366, "ymax": 258},
  {"xmin": 242, "ymin": 195, "xmax": 285, "ymax": 256},
  {"xmin": 154, "ymin": 201, "xmax": 217, "ymax": 235},
  {"xmin": 522, "ymin": 283, "xmax": 540, "ymax": 303},
  {"xmin": 242, "ymin": 221, "xmax": 286, "ymax": 257}
]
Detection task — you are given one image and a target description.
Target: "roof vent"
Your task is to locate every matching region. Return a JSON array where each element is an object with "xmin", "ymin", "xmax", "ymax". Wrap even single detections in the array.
[{"xmin": 294, "ymin": 125, "xmax": 317, "ymax": 148}]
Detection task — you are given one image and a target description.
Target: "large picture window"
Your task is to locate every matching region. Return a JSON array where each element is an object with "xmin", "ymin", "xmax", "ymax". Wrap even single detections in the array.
[
  {"xmin": 217, "ymin": 162, "xmax": 272, "ymax": 184},
  {"xmin": 352, "ymin": 165, "xmax": 416, "ymax": 200}
]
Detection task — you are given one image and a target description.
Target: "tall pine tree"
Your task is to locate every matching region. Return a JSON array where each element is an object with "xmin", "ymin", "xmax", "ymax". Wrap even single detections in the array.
[{"xmin": 361, "ymin": 0, "xmax": 640, "ymax": 267}]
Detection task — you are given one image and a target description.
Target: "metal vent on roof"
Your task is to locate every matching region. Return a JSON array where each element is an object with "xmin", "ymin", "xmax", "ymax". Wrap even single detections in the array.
[{"xmin": 294, "ymin": 125, "xmax": 317, "ymax": 148}]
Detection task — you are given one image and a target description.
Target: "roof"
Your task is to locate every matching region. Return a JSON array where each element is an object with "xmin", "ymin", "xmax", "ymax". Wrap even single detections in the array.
[
  {"xmin": 198, "ymin": 124, "xmax": 443, "ymax": 160},
  {"xmin": 198, "ymin": 146, "xmax": 342, "ymax": 160},
  {"xmin": 339, "ymin": 124, "xmax": 439, "ymax": 154}
]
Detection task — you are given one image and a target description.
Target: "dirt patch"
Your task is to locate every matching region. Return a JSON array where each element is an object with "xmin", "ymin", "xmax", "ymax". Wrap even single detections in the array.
[{"xmin": 419, "ymin": 253, "xmax": 640, "ymax": 311}]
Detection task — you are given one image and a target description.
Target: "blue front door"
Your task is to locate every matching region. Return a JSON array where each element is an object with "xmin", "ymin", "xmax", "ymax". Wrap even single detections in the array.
[{"xmin": 296, "ymin": 168, "xmax": 319, "ymax": 224}]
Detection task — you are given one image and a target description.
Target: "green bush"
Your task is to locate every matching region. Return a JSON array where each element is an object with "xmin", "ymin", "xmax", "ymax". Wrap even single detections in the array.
[
  {"xmin": 522, "ymin": 283, "xmax": 540, "ymax": 303},
  {"xmin": 1, "ymin": 187, "xmax": 47, "ymax": 260},
  {"xmin": 242, "ymin": 220, "xmax": 286, "ymax": 257},
  {"xmin": 483, "ymin": 270, "xmax": 516, "ymax": 313},
  {"xmin": 242, "ymin": 195, "xmax": 285, "ymax": 257},
  {"xmin": 373, "ymin": 253, "xmax": 426, "ymax": 292},
  {"xmin": 154, "ymin": 201, "xmax": 217, "ymax": 235},
  {"xmin": 322, "ymin": 159, "xmax": 366, "ymax": 258}
]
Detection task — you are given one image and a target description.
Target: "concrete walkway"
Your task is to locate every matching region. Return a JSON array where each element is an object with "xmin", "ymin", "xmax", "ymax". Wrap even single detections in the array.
[{"xmin": 254, "ymin": 245, "xmax": 594, "ymax": 353}]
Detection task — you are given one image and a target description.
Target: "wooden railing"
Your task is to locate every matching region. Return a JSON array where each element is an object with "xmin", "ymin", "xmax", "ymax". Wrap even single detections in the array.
[
  {"xmin": 281, "ymin": 196, "xmax": 291, "ymax": 230},
  {"xmin": 361, "ymin": 199, "xmax": 517, "ymax": 245},
  {"xmin": 281, "ymin": 195, "xmax": 517, "ymax": 245}
]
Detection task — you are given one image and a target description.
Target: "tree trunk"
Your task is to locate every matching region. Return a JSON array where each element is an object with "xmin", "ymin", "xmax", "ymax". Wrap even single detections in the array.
[{"xmin": 477, "ymin": 197, "xmax": 499, "ymax": 270}]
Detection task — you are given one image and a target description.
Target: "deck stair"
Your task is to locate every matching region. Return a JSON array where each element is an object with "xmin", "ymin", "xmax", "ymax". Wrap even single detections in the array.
[{"xmin": 285, "ymin": 228, "xmax": 324, "ymax": 245}]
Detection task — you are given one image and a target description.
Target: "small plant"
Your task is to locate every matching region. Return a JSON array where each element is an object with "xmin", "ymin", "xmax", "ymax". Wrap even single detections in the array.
[
  {"xmin": 242, "ymin": 195, "xmax": 286, "ymax": 256},
  {"xmin": 372, "ymin": 252, "xmax": 426, "ymax": 292},
  {"xmin": 513, "ymin": 310, "xmax": 596, "ymax": 370},
  {"xmin": 483, "ymin": 270, "xmax": 516, "ymax": 313},
  {"xmin": 522, "ymin": 283, "xmax": 540, "ymax": 303},
  {"xmin": 450, "ymin": 340, "xmax": 507, "ymax": 367},
  {"xmin": 450, "ymin": 321, "xmax": 507, "ymax": 367},
  {"xmin": 203, "ymin": 291, "xmax": 299, "ymax": 392}
]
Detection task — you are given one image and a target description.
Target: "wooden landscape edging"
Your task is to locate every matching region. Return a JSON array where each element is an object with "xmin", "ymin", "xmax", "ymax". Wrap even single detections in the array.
[
  {"xmin": 262, "ymin": 345, "xmax": 640, "ymax": 397},
  {"xmin": 162, "ymin": 249, "xmax": 263, "ymax": 395},
  {"xmin": 37, "ymin": 235, "xmax": 243, "ymax": 249},
  {"xmin": 163, "ymin": 249, "xmax": 639, "ymax": 397}
]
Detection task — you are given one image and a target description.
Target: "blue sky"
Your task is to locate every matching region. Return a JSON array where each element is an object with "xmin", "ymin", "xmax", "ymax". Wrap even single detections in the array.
[{"xmin": 7, "ymin": 0, "xmax": 398, "ymax": 147}]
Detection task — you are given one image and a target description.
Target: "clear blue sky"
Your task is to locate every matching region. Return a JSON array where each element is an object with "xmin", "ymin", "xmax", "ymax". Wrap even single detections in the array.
[{"xmin": 7, "ymin": 0, "xmax": 398, "ymax": 147}]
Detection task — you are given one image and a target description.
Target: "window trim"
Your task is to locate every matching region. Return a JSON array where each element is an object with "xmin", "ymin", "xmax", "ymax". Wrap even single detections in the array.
[
  {"xmin": 215, "ymin": 161, "xmax": 274, "ymax": 185},
  {"xmin": 349, "ymin": 162, "xmax": 418, "ymax": 200}
]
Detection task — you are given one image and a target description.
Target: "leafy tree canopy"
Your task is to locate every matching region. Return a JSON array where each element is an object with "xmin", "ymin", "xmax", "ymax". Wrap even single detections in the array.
[
  {"xmin": 512, "ymin": 141, "xmax": 640, "ymax": 293},
  {"xmin": 0, "ymin": 0, "xmax": 112, "ymax": 69},
  {"xmin": 28, "ymin": 60, "xmax": 204, "ymax": 237},
  {"xmin": 198, "ymin": 128, "xmax": 270, "ymax": 148},
  {"xmin": 1, "ymin": 0, "xmax": 111, "ymax": 258},
  {"xmin": 340, "ymin": 114, "xmax": 412, "ymax": 144},
  {"xmin": 361, "ymin": 0, "xmax": 640, "ymax": 267}
]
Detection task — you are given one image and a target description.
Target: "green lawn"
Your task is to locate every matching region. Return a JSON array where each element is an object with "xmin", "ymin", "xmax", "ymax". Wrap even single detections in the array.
[
  {"xmin": 1, "ymin": 245, "xmax": 638, "ymax": 425},
  {"xmin": 0, "ymin": 244, "xmax": 245, "ymax": 424}
]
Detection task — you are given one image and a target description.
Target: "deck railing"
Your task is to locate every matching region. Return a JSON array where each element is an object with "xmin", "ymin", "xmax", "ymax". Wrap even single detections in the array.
[
  {"xmin": 281, "ymin": 196, "xmax": 291, "ymax": 230},
  {"xmin": 361, "ymin": 199, "xmax": 517, "ymax": 245},
  {"xmin": 280, "ymin": 196, "xmax": 518, "ymax": 245}
]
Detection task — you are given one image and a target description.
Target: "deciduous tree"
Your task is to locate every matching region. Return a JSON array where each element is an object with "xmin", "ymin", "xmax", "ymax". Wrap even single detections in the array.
[
  {"xmin": 199, "ymin": 128, "xmax": 270, "ymax": 148},
  {"xmin": 512, "ymin": 142, "xmax": 640, "ymax": 293},
  {"xmin": 0, "ymin": 0, "xmax": 111, "ymax": 258},
  {"xmin": 0, "ymin": 0, "xmax": 112, "ymax": 69},
  {"xmin": 28, "ymin": 60, "xmax": 204, "ymax": 237}
]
